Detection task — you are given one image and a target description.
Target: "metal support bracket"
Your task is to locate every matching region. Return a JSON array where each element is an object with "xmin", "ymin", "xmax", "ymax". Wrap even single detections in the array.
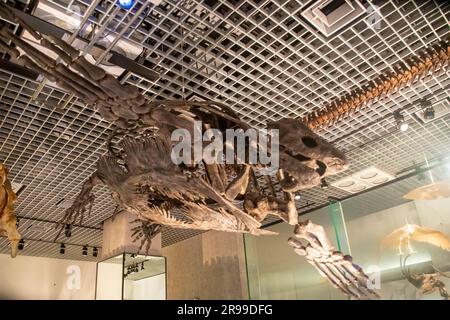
[{"xmin": 9, "ymin": 6, "xmax": 159, "ymax": 82}]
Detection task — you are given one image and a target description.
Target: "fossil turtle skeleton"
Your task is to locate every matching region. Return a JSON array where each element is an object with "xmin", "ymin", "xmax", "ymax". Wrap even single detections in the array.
[{"xmin": 17, "ymin": 2, "xmax": 450, "ymax": 299}]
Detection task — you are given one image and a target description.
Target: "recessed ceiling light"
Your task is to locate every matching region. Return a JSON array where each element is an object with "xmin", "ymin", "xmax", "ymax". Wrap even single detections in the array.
[
  {"xmin": 331, "ymin": 166, "xmax": 395, "ymax": 193},
  {"xmin": 372, "ymin": 177, "xmax": 389, "ymax": 184},
  {"xmin": 359, "ymin": 171, "xmax": 378, "ymax": 179},
  {"xmin": 349, "ymin": 185, "xmax": 366, "ymax": 192},
  {"xmin": 337, "ymin": 180, "xmax": 355, "ymax": 188}
]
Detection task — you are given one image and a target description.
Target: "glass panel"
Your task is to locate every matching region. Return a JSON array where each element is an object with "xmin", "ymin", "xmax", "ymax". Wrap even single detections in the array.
[
  {"xmin": 244, "ymin": 207, "xmax": 347, "ymax": 300},
  {"xmin": 95, "ymin": 254, "xmax": 124, "ymax": 300},
  {"xmin": 328, "ymin": 200, "xmax": 351, "ymax": 255},
  {"xmin": 341, "ymin": 175, "xmax": 450, "ymax": 300},
  {"xmin": 123, "ymin": 254, "xmax": 166, "ymax": 300},
  {"xmin": 244, "ymin": 172, "xmax": 450, "ymax": 300}
]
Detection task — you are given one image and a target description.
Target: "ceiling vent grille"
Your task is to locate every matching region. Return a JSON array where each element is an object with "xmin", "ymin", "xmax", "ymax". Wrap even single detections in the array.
[{"xmin": 301, "ymin": 0, "xmax": 367, "ymax": 37}]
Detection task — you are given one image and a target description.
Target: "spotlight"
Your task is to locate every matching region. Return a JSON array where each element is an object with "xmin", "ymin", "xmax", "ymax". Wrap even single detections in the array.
[
  {"xmin": 82, "ymin": 245, "xmax": 88, "ymax": 256},
  {"xmin": 394, "ymin": 111, "xmax": 408, "ymax": 131},
  {"xmin": 294, "ymin": 192, "xmax": 301, "ymax": 200},
  {"xmin": 420, "ymin": 99, "xmax": 435, "ymax": 120},
  {"xmin": 93, "ymin": 247, "xmax": 98, "ymax": 257},
  {"xmin": 18, "ymin": 239, "xmax": 25, "ymax": 251},
  {"xmin": 141, "ymin": 262, "xmax": 145, "ymax": 270},
  {"xmin": 65, "ymin": 224, "xmax": 72, "ymax": 238},
  {"xmin": 320, "ymin": 179, "xmax": 329, "ymax": 189},
  {"xmin": 60, "ymin": 243, "xmax": 66, "ymax": 255},
  {"xmin": 423, "ymin": 106, "xmax": 435, "ymax": 120},
  {"xmin": 117, "ymin": 0, "xmax": 134, "ymax": 10}
]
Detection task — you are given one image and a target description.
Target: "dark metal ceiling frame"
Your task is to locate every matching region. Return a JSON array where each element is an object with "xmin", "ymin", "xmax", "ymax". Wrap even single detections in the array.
[{"xmin": 9, "ymin": 6, "xmax": 160, "ymax": 82}]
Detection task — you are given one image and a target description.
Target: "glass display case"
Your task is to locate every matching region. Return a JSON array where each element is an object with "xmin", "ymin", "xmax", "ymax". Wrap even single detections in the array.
[
  {"xmin": 244, "ymin": 171, "xmax": 450, "ymax": 300},
  {"xmin": 95, "ymin": 253, "xmax": 166, "ymax": 300}
]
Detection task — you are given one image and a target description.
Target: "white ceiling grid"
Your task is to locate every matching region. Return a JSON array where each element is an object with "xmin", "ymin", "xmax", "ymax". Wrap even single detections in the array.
[{"xmin": 0, "ymin": 0, "xmax": 449, "ymax": 260}]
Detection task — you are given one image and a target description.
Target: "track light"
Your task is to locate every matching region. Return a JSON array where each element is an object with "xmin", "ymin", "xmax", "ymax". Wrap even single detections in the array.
[
  {"xmin": 82, "ymin": 245, "xmax": 88, "ymax": 256},
  {"xmin": 18, "ymin": 239, "xmax": 25, "ymax": 251},
  {"xmin": 60, "ymin": 243, "xmax": 65, "ymax": 255},
  {"xmin": 141, "ymin": 262, "xmax": 145, "ymax": 270},
  {"xmin": 117, "ymin": 0, "xmax": 134, "ymax": 10},
  {"xmin": 93, "ymin": 247, "xmax": 98, "ymax": 257},
  {"xmin": 420, "ymin": 99, "xmax": 435, "ymax": 120},
  {"xmin": 65, "ymin": 224, "xmax": 72, "ymax": 238},
  {"xmin": 394, "ymin": 111, "xmax": 408, "ymax": 131},
  {"xmin": 294, "ymin": 192, "xmax": 301, "ymax": 200},
  {"xmin": 320, "ymin": 179, "xmax": 329, "ymax": 189},
  {"xmin": 423, "ymin": 107, "xmax": 435, "ymax": 120}
]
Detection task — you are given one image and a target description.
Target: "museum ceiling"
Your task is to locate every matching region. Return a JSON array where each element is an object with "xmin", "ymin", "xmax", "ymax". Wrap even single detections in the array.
[{"xmin": 0, "ymin": 0, "xmax": 449, "ymax": 261}]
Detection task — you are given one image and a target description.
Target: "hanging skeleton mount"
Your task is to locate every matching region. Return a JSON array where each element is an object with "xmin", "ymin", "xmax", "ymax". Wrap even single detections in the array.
[{"xmin": 0, "ymin": 2, "xmax": 381, "ymax": 299}]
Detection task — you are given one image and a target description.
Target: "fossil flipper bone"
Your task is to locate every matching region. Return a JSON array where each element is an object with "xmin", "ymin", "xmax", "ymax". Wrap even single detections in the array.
[{"xmin": 288, "ymin": 220, "xmax": 380, "ymax": 300}]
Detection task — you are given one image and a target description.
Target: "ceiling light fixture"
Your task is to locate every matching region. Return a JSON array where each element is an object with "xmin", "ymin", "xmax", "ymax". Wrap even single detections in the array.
[
  {"xmin": 60, "ymin": 243, "xmax": 65, "ymax": 255},
  {"xmin": 420, "ymin": 99, "xmax": 435, "ymax": 120},
  {"xmin": 82, "ymin": 245, "xmax": 88, "ymax": 256},
  {"xmin": 331, "ymin": 166, "xmax": 395, "ymax": 193},
  {"xmin": 18, "ymin": 239, "xmax": 25, "ymax": 251},
  {"xmin": 294, "ymin": 193, "xmax": 301, "ymax": 200},
  {"xmin": 394, "ymin": 110, "xmax": 408, "ymax": 131},
  {"xmin": 117, "ymin": 0, "xmax": 134, "ymax": 10},
  {"xmin": 93, "ymin": 247, "xmax": 98, "ymax": 257},
  {"xmin": 64, "ymin": 224, "xmax": 72, "ymax": 238}
]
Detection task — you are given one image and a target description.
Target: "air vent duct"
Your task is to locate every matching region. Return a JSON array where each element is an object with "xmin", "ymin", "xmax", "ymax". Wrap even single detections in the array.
[{"xmin": 301, "ymin": 0, "xmax": 366, "ymax": 36}]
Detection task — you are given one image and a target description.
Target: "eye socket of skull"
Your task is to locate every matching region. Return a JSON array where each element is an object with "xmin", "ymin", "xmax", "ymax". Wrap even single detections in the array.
[{"xmin": 301, "ymin": 136, "xmax": 318, "ymax": 148}]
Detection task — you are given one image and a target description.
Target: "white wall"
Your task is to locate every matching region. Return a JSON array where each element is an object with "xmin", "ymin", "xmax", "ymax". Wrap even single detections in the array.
[
  {"xmin": 0, "ymin": 254, "xmax": 96, "ymax": 300},
  {"xmin": 95, "ymin": 262, "xmax": 123, "ymax": 300},
  {"xmin": 124, "ymin": 274, "xmax": 166, "ymax": 300}
]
